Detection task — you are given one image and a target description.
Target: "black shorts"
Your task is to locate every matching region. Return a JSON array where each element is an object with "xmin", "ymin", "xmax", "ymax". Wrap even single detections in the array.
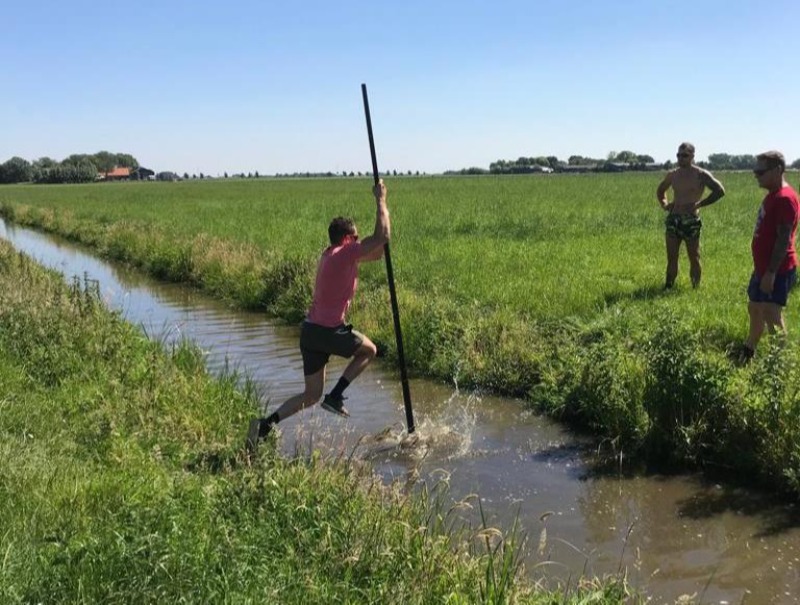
[{"xmin": 300, "ymin": 321, "xmax": 365, "ymax": 375}]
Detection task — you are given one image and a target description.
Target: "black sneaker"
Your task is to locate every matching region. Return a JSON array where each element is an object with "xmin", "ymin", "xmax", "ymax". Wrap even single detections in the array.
[
  {"xmin": 245, "ymin": 417, "xmax": 272, "ymax": 453},
  {"xmin": 729, "ymin": 343, "xmax": 755, "ymax": 367},
  {"xmin": 738, "ymin": 344, "xmax": 755, "ymax": 366},
  {"xmin": 321, "ymin": 394, "xmax": 350, "ymax": 417}
]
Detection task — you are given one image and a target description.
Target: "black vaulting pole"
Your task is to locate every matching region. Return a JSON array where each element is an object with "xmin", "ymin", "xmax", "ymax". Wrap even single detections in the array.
[{"xmin": 361, "ymin": 83, "xmax": 416, "ymax": 434}]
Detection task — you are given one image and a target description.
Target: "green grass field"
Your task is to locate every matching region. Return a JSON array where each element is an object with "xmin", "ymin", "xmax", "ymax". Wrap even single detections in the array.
[
  {"xmin": 0, "ymin": 173, "xmax": 769, "ymax": 323},
  {"xmin": 2, "ymin": 173, "xmax": 800, "ymax": 496}
]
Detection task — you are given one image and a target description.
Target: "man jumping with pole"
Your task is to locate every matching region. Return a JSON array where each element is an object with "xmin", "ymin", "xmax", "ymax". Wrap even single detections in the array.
[{"xmin": 246, "ymin": 179, "xmax": 390, "ymax": 451}]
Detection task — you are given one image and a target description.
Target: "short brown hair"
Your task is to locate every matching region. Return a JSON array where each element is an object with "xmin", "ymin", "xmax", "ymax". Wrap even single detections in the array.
[
  {"xmin": 756, "ymin": 150, "xmax": 785, "ymax": 173},
  {"xmin": 678, "ymin": 142, "xmax": 695, "ymax": 155},
  {"xmin": 328, "ymin": 217, "xmax": 356, "ymax": 245}
]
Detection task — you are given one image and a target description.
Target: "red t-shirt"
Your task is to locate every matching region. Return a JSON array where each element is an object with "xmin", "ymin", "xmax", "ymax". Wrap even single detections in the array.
[
  {"xmin": 751, "ymin": 185, "xmax": 800, "ymax": 276},
  {"xmin": 306, "ymin": 241, "xmax": 362, "ymax": 327}
]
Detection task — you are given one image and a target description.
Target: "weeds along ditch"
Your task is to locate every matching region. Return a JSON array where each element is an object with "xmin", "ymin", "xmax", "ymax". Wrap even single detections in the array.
[{"xmin": 2, "ymin": 173, "xmax": 800, "ymax": 497}]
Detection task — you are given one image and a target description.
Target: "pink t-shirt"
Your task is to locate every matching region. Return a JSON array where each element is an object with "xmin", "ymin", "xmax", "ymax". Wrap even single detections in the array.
[
  {"xmin": 752, "ymin": 185, "xmax": 800, "ymax": 276},
  {"xmin": 306, "ymin": 242, "xmax": 362, "ymax": 327}
]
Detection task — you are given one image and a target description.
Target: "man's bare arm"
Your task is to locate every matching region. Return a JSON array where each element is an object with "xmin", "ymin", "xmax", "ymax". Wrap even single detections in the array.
[
  {"xmin": 358, "ymin": 180, "xmax": 390, "ymax": 262},
  {"xmin": 360, "ymin": 243, "xmax": 385, "ymax": 262},
  {"xmin": 656, "ymin": 173, "xmax": 672, "ymax": 209},
  {"xmin": 767, "ymin": 223, "xmax": 793, "ymax": 274},
  {"xmin": 696, "ymin": 170, "xmax": 725, "ymax": 208}
]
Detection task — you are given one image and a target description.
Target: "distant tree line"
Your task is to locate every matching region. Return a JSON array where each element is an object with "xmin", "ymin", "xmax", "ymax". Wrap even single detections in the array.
[
  {"xmin": 482, "ymin": 151, "xmax": 658, "ymax": 174},
  {"xmin": 448, "ymin": 152, "xmax": 800, "ymax": 176},
  {"xmin": 0, "ymin": 152, "xmax": 139, "ymax": 184},
  {"xmin": 700, "ymin": 154, "xmax": 760, "ymax": 171},
  {"xmin": 272, "ymin": 170, "xmax": 423, "ymax": 178},
  {"xmin": 3, "ymin": 149, "xmax": 799, "ymax": 185}
]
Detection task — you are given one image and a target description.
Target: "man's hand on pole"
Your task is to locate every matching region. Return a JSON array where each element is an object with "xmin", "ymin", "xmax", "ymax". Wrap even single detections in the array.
[{"xmin": 373, "ymin": 178, "xmax": 386, "ymax": 205}]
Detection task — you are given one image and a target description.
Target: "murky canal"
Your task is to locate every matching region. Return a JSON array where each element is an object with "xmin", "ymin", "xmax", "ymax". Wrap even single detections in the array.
[{"xmin": 2, "ymin": 217, "xmax": 799, "ymax": 604}]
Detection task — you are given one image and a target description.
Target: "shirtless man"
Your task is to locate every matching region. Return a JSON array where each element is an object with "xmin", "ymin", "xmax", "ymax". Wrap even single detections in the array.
[{"xmin": 656, "ymin": 142, "xmax": 726, "ymax": 288}]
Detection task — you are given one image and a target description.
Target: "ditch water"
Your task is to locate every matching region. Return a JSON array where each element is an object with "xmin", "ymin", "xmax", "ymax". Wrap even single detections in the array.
[{"xmin": 2, "ymin": 217, "xmax": 799, "ymax": 604}]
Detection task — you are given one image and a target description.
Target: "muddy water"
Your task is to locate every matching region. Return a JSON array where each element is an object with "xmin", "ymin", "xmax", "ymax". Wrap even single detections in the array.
[{"xmin": 2, "ymin": 217, "xmax": 799, "ymax": 604}]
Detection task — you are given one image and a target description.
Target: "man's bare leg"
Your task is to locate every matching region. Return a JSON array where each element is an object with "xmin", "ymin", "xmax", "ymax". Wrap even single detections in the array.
[
  {"xmin": 247, "ymin": 366, "xmax": 327, "ymax": 451},
  {"xmin": 342, "ymin": 338, "xmax": 378, "ymax": 383},
  {"xmin": 763, "ymin": 303, "xmax": 786, "ymax": 335},
  {"xmin": 665, "ymin": 235, "xmax": 681, "ymax": 288},
  {"xmin": 273, "ymin": 366, "xmax": 326, "ymax": 421},
  {"xmin": 322, "ymin": 338, "xmax": 378, "ymax": 416},
  {"xmin": 686, "ymin": 237, "xmax": 702, "ymax": 288},
  {"xmin": 745, "ymin": 302, "xmax": 767, "ymax": 352}
]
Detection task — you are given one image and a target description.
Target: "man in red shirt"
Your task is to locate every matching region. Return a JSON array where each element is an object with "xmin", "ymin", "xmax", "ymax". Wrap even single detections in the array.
[
  {"xmin": 740, "ymin": 151, "xmax": 799, "ymax": 362},
  {"xmin": 247, "ymin": 180, "xmax": 390, "ymax": 449}
]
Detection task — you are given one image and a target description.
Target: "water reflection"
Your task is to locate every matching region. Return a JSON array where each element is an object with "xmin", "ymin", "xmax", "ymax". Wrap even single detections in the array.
[{"xmin": 3, "ymin": 217, "xmax": 800, "ymax": 604}]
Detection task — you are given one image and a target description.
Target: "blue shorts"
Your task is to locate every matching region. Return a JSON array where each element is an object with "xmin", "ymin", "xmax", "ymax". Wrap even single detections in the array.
[{"xmin": 747, "ymin": 268, "xmax": 797, "ymax": 306}]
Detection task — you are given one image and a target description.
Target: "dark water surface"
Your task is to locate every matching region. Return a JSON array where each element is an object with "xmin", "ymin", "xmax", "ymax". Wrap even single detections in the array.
[{"xmin": 2, "ymin": 218, "xmax": 798, "ymax": 604}]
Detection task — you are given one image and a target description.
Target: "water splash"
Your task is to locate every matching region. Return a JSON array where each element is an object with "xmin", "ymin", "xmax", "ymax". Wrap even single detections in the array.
[{"xmin": 352, "ymin": 389, "xmax": 478, "ymax": 462}]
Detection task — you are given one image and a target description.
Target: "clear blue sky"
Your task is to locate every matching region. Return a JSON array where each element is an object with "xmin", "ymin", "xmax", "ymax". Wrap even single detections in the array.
[{"xmin": 3, "ymin": 0, "xmax": 799, "ymax": 175}]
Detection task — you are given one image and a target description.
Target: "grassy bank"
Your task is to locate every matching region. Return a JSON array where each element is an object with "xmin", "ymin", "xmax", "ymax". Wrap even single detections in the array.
[
  {"xmin": 0, "ymin": 239, "xmax": 637, "ymax": 603},
  {"xmin": 2, "ymin": 174, "xmax": 800, "ymax": 496}
]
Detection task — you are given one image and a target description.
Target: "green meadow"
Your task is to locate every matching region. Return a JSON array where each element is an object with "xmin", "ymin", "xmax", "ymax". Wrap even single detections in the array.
[
  {"xmin": 0, "ymin": 238, "xmax": 637, "ymax": 604},
  {"xmin": 2, "ymin": 173, "xmax": 800, "ymax": 496},
  {"xmin": 0, "ymin": 174, "xmax": 766, "ymax": 321}
]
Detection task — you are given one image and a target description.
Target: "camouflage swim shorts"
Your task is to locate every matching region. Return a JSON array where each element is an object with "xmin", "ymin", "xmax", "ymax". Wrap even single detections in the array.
[{"xmin": 665, "ymin": 213, "xmax": 702, "ymax": 241}]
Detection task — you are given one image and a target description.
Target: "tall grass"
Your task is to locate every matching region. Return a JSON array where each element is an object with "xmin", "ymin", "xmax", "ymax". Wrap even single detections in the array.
[
  {"xmin": 0, "ymin": 239, "xmax": 640, "ymax": 603},
  {"xmin": 2, "ymin": 174, "xmax": 800, "ymax": 495}
]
